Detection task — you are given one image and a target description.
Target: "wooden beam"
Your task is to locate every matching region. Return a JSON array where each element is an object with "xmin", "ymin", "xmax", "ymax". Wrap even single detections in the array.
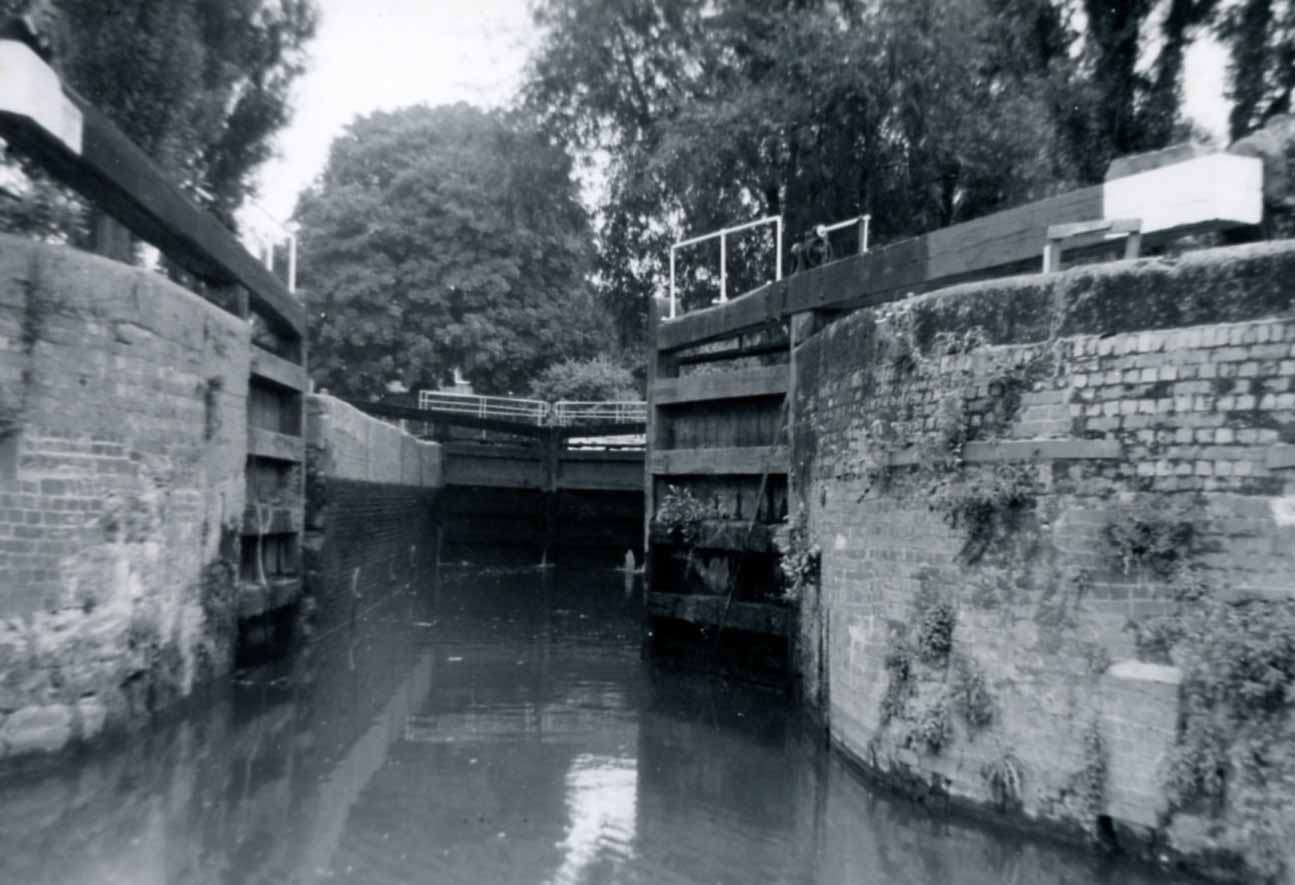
[
  {"xmin": 657, "ymin": 282, "xmax": 786, "ymax": 352},
  {"xmin": 650, "ymin": 445, "xmax": 788, "ymax": 476},
  {"xmin": 675, "ymin": 338, "xmax": 790, "ymax": 366},
  {"xmin": 247, "ymin": 427, "xmax": 304, "ymax": 463},
  {"xmin": 250, "ymin": 346, "xmax": 309, "ymax": 392},
  {"xmin": 0, "ymin": 41, "xmax": 306, "ymax": 339},
  {"xmin": 645, "ymin": 591, "xmax": 789, "ymax": 636},
  {"xmin": 653, "ymin": 365, "xmax": 788, "ymax": 405}
]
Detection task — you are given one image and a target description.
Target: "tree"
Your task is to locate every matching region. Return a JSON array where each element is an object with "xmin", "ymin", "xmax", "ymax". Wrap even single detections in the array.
[
  {"xmin": 528, "ymin": 357, "xmax": 638, "ymax": 402},
  {"xmin": 526, "ymin": 0, "xmax": 1078, "ymax": 347},
  {"xmin": 1217, "ymin": 0, "xmax": 1295, "ymax": 139},
  {"xmin": 0, "ymin": 0, "xmax": 318, "ymax": 238},
  {"xmin": 296, "ymin": 104, "xmax": 609, "ymax": 399}
]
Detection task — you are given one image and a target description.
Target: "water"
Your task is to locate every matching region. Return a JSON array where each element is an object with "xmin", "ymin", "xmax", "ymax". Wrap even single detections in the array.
[{"xmin": 0, "ymin": 566, "xmax": 1176, "ymax": 884}]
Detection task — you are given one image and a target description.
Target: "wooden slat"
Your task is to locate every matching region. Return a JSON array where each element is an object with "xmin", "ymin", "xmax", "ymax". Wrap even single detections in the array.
[
  {"xmin": 650, "ymin": 445, "xmax": 788, "ymax": 475},
  {"xmin": 247, "ymin": 427, "xmax": 304, "ymax": 463},
  {"xmin": 250, "ymin": 346, "xmax": 308, "ymax": 391},
  {"xmin": 654, "ymin": 366, "xmax": 788, "ymax": 405},
  {"xmin": 648, "ymin": 519, "xmax": 781, "ymax": 553},
  {"xmin": 0, "ymin": 53, "xmax": 306, "ymax": 338},
  {"xmin": 240, "ymin": 505, "xmax": 300, "ymax": 536},
  {"xmin": 645, "ymin": 592, "xmax": 789, "ymax": 636},
  {"xmin": 657, "ymin": 282, "xmax": 786, "ymax": 352}
]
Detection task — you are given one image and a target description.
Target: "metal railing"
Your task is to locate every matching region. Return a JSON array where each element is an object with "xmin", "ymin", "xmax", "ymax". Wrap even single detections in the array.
[
  {"xmin": 669, "ymin": 214, "xmax": 782, "ymax": 319},
  {"xmin": 415, "ymin": 391, "xmax": 648, "ymax": 427},
  {"xmin": 417, "ymin": 390, "xmax": 550, "ymax": 424},
  {"xmin": 820, "ymin": 214, "xmax": 871, "ymax": 254},
  {"xmin": 551, "ymin": 401, "xmax": 648, "ymax": 426}
]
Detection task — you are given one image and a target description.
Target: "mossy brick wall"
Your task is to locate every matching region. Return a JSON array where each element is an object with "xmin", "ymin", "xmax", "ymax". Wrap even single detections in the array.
[
  {"xmin": 0, "ymin": 235, "xmax": 249, "ymax": 760},
  {"xmin": 303, "ymin": 395, "xmax": 441, "ymax": 636},
  {"xmin": 792, "ymin": 241, "xmax": 1295, "ymax": 876}
]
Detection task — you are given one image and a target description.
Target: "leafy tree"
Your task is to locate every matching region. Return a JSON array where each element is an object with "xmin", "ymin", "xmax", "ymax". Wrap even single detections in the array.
[
  {"xmin": 1217, "ymin": 0, "xmax": 1295, "ymax": 139},
  {"xmin": 296, "ymin": 103, "xmax": 608, "ymax": 399},
  {"xmin": 528, "ymin": 357, "xmax": 638, "ymax": 402},
  {"xmin": 526, "ymin": 0, "xmax": 1079, "ymax": 346},
  {"xmin": 0, "ymin": 0, "xmax": 318, "ymax": 238}
]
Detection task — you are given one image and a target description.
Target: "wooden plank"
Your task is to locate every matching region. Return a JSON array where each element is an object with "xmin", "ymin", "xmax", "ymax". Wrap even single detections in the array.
[
  {"xmin": 649, "ymin": 519, "xmax": 781, "ymax": 553},
  {"xmin": 0, "ymin": 47, "xmax": 306, "ymax": 339},
  {"xmin": 675, "ymin": 338, "xmax": 790, "ymax": 366},
  {"xmin": 645, "ymin": 592, "xmax": 789, "ymax": 636},
  {"xmin": 238, "ymin": 577, "xmax": 303, "ymax": 620},
  {"xmin": 654, "ymin": 365, "xmax": 788, "ymax": 405},
  {"xmin": 241, "ymin": 505, "xmax": 300, "ymax": 536},
  {"xmin": 247, "ymin": 427, "xmax": 303, "ymax": 463},
  {"xmin": 650, "ymin": 445, "xmax": 788, "ymax": 476},
  {"xmin": 657, "ymin": 282, "xmax": 786, "ymax": 352},
  {"xmin": 442, "ymin": 442, "xmax": 540, "ymax": 460},
  {"xmin": 250, "ymin": 346, "xmax": 308, "ymax": 392},
  {"xmin": 884, "ymin": 438, "xmax": 1122, "ymax": 466}
]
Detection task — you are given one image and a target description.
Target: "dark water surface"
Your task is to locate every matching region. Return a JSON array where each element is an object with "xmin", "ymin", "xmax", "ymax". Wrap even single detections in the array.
[{"xmin": 0, "ymin": 566, "xmax": 1176, "ymax": 884}]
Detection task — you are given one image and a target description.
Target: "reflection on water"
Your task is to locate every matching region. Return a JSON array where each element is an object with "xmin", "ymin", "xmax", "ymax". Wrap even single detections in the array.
[{"xmin": 0, "ymin": 565, "xmax": 1171, "ymax": 884}]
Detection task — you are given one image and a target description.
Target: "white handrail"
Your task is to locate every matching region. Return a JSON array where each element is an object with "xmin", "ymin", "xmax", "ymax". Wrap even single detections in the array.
[
  {"xmin": 417, "ymin": 390, "xmax": 551, "ymax": 424},
  {"xmin": 669, "ymin": 214, "xmax": 782, "ymax": 319},
  {"xmin": 551, "ymin": 400, "xmax": 648, "ymax": 426}
]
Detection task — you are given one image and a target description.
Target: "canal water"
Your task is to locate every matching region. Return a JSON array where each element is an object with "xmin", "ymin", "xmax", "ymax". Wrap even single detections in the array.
[{"xmin": 0, "ymin": 566, "xmax": 1174, "ymax": 884}]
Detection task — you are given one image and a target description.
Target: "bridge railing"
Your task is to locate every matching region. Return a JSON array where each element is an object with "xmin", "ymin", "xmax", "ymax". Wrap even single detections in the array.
[
  {"xmin": 551, "ymin": 401, "xmax": 648, "ymax": 426},
  {"xmin": 417, "ymin": 390, "xmax": 550, "ymax": 424}
]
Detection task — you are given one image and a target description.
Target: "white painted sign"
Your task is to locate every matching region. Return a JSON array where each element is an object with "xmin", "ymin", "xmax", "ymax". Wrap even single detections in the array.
[{"xmin": 0, "ymin": 40, "xmax": 82, "ymax": 154}]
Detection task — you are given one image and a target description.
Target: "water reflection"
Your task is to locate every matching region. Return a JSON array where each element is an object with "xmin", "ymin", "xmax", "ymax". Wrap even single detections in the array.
[{"xmin": 0, "ymin": 565, "xmax": 1172, "ymax": 884}]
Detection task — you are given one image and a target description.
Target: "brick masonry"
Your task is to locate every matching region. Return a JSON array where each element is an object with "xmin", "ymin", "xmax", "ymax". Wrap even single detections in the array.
[
  {"xmin": 0, "ymin": 235, "xmax": 250, "ymax": 759},
  {"xmin": 303, "ymin": 395, "xmax": 442, "ymax": 635},
  {"xmin": 792, "ymin": 242, "xmax": 1295, "ymax": 869}
]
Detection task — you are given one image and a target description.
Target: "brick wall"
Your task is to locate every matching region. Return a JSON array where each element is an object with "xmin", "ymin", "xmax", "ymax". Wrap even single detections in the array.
[
  {"xmin": 793, "ymin": 242, "xmax": 1295, "ymax": 872},
  {"xmin": 0, "ymin": 236, "xmax": 250, "ymax": 759},
  {"xmin": 303, "ymin": 395, "xmax": 441, "ymax": 635}
]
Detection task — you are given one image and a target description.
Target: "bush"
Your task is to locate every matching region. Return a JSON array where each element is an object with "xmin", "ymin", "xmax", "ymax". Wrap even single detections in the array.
[{"xmin": 528, "ymin": 357, "xmax": 638, "ymax": 402}]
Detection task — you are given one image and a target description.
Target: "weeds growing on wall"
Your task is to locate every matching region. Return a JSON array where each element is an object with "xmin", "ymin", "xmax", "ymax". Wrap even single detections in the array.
[
  {"xmin": 779, "ymin": 507, "xmax": 820, "ymax": 601},
  {"xmin": 1106, "ymin": 494, "xmax": 1200, "ymax": 577},
  {"xmin": 1116, "ymin": 496, "xmax": 1295, "ymax": 880},
  {"xmin": 930, "ymin": 463, "xmax": 1035, "ymax": 564},
  {"xmin": 982, "ymin": 753, "xmax": 1026, "ymax": 811},
  {"xmin": 950, "ymin": 654, "xmax": 995, "ymax": 731},
  {"xmin": 653, "ymin": 484, "xmax": 712, "ymax": 547}
]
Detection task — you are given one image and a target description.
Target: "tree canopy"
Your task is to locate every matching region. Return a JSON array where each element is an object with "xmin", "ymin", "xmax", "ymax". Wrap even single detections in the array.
[
  {"xmin": 0, "ymin": 0, "xmax": 318, "ymax": 237},
  {"xmin": 524, "ymin": 0, "xmax": 1295, "ymax": 350},
  {"xmin": 296, "ymin": 103, "xmax": 609, "ymax": 399}
]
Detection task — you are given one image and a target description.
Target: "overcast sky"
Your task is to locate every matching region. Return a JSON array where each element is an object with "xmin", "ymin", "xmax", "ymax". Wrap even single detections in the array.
[
  {"xmin": 244, "ymin": 0, "xmax": 535, "ymax": 235},
  {"xmin": 242, "ymin": 0, "xmax": 1232, "ymax": 241}
]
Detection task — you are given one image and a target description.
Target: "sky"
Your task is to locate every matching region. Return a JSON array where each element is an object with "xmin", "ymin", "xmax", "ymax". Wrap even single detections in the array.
[
  {"xmin": 242, "ymin": 0, "xmax": 536, "ymax": 239},
  {"xmin": 241, "ymin": 0, "xmax": 1233, "ymax": 244}
]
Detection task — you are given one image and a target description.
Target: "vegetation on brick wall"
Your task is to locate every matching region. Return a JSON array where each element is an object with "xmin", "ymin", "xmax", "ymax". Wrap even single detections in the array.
[
  {"xmin": 878, "ymin": 570, "xmax": 998, "ymax": 756},
  {"xmin": 1114, "ymin": 496, "xmax": 1295, "ymax": 881},
  {"xmin": 653, "ymin": 484, "xmax": 712, "ymax": 547},
  {"xmin": 779, "ymin": 506, "xmax": 820, "ymax": 601},
  {"xmin": 982, "ymin": 752, "xmax": 1026, "ymax": 811}
]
